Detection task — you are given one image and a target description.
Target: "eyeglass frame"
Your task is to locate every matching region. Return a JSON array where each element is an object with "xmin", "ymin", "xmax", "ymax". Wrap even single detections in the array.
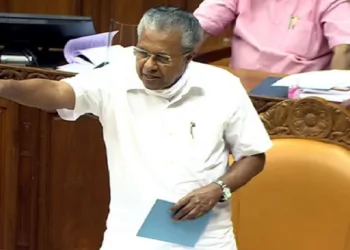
[{"xmin": 133, "ymin": 46, "xmax": 193, "ymax": 66}]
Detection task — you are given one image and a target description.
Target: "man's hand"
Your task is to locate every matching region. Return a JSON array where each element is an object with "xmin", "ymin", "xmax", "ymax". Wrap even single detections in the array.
[
  {"xmin": 170, "ymin": 183, "xmax": 222, "ymax": 221},
  {"xmin": 330, "ymin": 44, "xmax": 350, "ymax": 70}
]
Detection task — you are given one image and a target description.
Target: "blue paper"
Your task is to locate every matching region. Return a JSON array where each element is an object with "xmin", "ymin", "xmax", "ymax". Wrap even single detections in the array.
[
  {"xmin": 249, "ymin": 77, "xmax": 287, "ymax": 98},
  {"xmin": 137, "ymin": 199, "xmax": 213, "ymax": 247}
]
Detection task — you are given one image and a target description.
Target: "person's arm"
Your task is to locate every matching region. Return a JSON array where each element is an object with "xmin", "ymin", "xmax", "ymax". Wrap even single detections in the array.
[
  {"xmin": 0, "ymin": 67, "xmax": 106, "ymax": 120},
  {"xmin": 330, "ymin": 44, "xmax": 350, "ymax": 69},
  {"xmin": 193, "ymin": 0, "xmax": 237, "ymax": 41},
  {"xmin": 220, "ymin": 155, "xmax": 266, "ymax": 193},
  {"xmin": 220, "ymin": 80, "xmax": 272, "ymax": 192},
  {"xmin": 0, "ymin": 78, "xmax": 74, "ymax": 111},
  {"xmin": 321, "ymin": 0, "xmax": 350, "ymax": 69},
  {"xmin": 170, "ymin": 76, "xmax": 272, "ymax": 221}
]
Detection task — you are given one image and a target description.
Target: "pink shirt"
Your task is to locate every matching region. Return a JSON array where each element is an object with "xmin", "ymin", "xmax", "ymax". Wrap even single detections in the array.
[{"xmin": 194, "ymin": 0, "xmax": 350, "ymax": 74}]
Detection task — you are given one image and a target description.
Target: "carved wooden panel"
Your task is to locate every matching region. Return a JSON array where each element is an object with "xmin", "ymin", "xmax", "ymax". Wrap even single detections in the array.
[
  {"xmin": 0, "ymin": 98, "xmax": 18, "ymax": 250},
  {"xmin": 0, "ymin": 67, "xmax": 72, "ymax": 81},
  {"xmin": 36, "ymin": 113, "xmax": 109, "ymax": 250},
  {"xmin": 260, "ymin": 97, "xmax": 350, "ymax": 150},
  {"xmin": 15, "ymin": 106, "xmax": 41, "ymax": 250},
  {"xmin": 0, "ymin": 105, "xmax": 4, "ymax": 250},
  {"xmin": 251, "ymin": 96, "xmax": 283, "ymax": 114}
]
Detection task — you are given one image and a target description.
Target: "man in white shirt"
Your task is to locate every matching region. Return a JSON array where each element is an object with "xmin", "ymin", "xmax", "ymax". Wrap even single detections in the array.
[{"xmin": 0, "ymin": 6, "xmax": 272, "ymax": 250}]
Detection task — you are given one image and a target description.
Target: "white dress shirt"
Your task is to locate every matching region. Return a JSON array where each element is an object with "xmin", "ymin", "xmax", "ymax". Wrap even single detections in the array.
[{"xmin": 57, "ymin": 58, "xmax": 272, "ymax": 250}]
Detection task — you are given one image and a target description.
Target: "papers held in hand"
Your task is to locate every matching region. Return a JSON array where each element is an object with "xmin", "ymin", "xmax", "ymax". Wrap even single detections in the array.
[{"xmin": 137, "ymin": 199, "xmax": 213, "ymax": 247}]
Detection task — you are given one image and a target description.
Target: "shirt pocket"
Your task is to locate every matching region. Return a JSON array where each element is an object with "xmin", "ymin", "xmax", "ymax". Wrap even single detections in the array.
[
  {"xmin": 189, "ymin": 119, "xmax": 226, "ymax": 171},
  {"xmin": 284, "ymin": 20, "xmax": 321, "ymax": 59},
  {"xmin": 165, "ymin": 119, "xmax": 224, "ymax": 192}
]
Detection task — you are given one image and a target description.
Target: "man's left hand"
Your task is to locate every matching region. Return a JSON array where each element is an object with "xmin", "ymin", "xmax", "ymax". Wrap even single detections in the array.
[{"xmin": 170, "ymin": 183, "xmax": 223, "ymax": 221}]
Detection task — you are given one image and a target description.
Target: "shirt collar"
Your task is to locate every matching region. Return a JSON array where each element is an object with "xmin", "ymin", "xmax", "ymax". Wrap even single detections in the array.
[{"xmin": 126, "ymin": 61, "xmax": 202, "ymax": 96}]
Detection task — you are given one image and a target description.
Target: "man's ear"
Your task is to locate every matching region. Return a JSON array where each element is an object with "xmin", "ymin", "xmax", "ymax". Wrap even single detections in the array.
[{"xmin": 184, "ymin": 52, "xmax": 195, "ymax": 63}]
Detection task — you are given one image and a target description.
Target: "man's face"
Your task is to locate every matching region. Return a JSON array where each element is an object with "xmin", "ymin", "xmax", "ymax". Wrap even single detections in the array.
[{"xmin": 135, "ymin": 28, "xmax": 193, "ymax": 90}]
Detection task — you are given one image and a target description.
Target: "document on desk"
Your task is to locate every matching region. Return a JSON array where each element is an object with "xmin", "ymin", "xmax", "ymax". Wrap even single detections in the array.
[
  {"xmin": 137, "ymin": 199, "xmax": 213, "ymax": 247},
  {"xmin": 64, "ymin": 31, "xmax": 118, "ymax": 63},
  {"xmin": 272, "ymin": 70, "xmax": 350, "ymax": 90},
  {"xmin": 299, "ymin": 93, "xmax": 350, "ymax": 102}
]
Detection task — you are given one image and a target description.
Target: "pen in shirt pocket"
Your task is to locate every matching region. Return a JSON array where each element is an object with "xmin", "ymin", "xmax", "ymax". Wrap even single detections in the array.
[
  {"xmin": 288, "ymin": 16, "xmax": 299, "ymax": 29},
  {"xmin": 190, "ymin": 122, "xmax": 196, "ymax": 139}
]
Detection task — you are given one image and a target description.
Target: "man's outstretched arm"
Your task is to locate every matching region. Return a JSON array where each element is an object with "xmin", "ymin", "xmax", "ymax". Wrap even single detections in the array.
[{"xmin": 0, "ymin": 79, "xmax": 75, "ymax": 111}]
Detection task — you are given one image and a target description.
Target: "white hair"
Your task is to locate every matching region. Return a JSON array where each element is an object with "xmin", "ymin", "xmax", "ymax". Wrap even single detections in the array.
[{"xmin": 137, "ymin": 6, "xmax": 204, "ymax": 52}]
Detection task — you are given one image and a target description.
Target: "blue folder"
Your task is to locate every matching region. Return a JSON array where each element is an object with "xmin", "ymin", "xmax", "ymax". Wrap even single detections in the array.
[
  {"xmin": 249, "ymin": 77, "xmax": 288, "ymax": 98},
  {"xmin": 137, "ymin": 199, "xmax": 213, "ymax": 247}
]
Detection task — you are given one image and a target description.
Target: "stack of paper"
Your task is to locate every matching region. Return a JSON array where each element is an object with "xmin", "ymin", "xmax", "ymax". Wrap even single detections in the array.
[
  {"xmin": 64, "ymin": 31, "xmax": 118, "ymax": 63},
  {"xmin": 56, "ymin": 31, "xmax": 128, "ymax": 73},
  {"xmin": 56, "ymin": 45, "xmax": 134, "ymax": 73},
  {"xmin": 272, "ymin": 70, "xmax": 350, "ymax": 102}
]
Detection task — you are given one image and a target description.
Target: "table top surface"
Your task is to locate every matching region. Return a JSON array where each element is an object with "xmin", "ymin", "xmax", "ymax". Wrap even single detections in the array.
[{"xmin": 216, "ymin": 66, "xmax": 285, "ymax": 91}]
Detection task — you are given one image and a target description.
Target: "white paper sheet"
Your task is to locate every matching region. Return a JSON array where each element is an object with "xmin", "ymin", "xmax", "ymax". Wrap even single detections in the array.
[
  {"xmin": 272, "ymin": 70, "xmax": 350, "ymax": 90},
  {"xmin": 299, "ymin": 93, "xmax": 350, "ymax": 102}
]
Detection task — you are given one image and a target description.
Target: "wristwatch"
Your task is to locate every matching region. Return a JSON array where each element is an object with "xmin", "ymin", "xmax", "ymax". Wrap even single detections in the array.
[{"xmin": 213, "ymin": 180, "xmax": 232, "ymax": 202}]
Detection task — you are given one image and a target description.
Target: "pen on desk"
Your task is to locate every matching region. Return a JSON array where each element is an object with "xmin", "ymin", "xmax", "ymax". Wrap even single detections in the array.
[{"xmin": 190, "ymin": 122, "xmax": 196, "ymax": 139}]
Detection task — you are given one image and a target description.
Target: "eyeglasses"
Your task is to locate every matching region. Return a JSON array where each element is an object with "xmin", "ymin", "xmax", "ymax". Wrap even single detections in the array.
[{"xmin": 133, "ymin": 47, "xmax": 191, "ymax": 65}]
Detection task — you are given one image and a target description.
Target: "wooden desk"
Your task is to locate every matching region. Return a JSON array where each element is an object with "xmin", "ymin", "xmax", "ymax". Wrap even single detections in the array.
[
  {"xmin": 218, "ymin": 66, "xmax": 286, "ymax": 113},
  {"xmin": 0, "ymin": 64, "xmax": 283, "ymax": 250}
]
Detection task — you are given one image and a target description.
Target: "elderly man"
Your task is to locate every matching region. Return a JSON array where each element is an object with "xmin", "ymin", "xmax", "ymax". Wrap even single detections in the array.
[
  {"xmin": 194, "ymin": 0, "xmax": 350, "ymax": 74},
  {"xmin": 0, "ymin": 6, "xmax": 271, "ymax": 250}
]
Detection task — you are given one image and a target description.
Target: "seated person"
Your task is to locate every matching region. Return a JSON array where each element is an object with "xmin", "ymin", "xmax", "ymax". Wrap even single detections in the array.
[{"xmin": 193, "ymin": 0, "xmax": 350, "ymax": 74}]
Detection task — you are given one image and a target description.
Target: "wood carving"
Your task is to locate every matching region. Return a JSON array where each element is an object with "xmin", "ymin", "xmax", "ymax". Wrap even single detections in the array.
[
  {"xmin": 0, "ymin": 64, "xmax": 74, "ymax": 80},
  {"xmin": 260, "ymin": 97, "xmax": 350, "ymax": 150},
  {"xmin": 251, "ymin": 96, "xmax": 282, "ymax": 113}
]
